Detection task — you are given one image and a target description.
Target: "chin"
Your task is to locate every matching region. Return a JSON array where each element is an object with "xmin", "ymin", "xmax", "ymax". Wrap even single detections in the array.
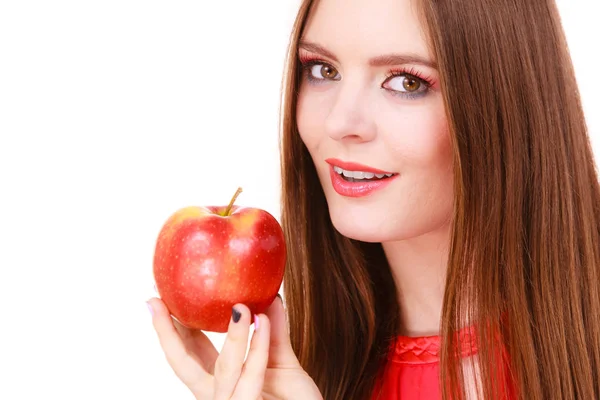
[
  {"xmin": 327, "ymin": 202, "xmax": 400, "ymax": 243},
  {"xmin": 326, "ymin": 196, "xmax": 451, "ymax": 244}
]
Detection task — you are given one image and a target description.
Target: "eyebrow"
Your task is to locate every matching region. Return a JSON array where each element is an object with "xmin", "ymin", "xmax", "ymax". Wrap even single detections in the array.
[{"xmin": 298, "ymin": 40, "xmax": 438, "ymax": 70}]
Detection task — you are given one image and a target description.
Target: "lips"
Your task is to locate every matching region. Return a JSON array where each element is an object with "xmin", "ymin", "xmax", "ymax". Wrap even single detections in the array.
[
  {"xmin": 325, "ymin": 158, "xmax": 398, "ymax": 197},
  {"xmin": 325, "ymin": 158, "xmax": 396, "ymax": 175}
]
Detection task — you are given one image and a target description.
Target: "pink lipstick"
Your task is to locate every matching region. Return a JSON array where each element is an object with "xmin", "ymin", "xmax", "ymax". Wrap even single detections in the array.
[{"xmin": 325, "ymin": 158, "xmax": 398, "ymax": 198}]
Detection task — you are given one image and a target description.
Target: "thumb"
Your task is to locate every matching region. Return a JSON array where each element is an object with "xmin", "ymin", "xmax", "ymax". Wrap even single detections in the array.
[{"xmin": 265, "ymin": 294, "xmax": 301, "ymax": 368}]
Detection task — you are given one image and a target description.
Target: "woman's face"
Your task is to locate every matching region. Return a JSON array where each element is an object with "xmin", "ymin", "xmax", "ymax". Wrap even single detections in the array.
[{"xmin": 296, "ymin": 0, "xmax": 454, "ymax": 243}]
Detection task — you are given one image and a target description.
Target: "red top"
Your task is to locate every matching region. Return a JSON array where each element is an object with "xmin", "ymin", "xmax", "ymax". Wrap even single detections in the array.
[{"xmin": 370, "ymin": 326, "xmax": 517, "ymax": 399}]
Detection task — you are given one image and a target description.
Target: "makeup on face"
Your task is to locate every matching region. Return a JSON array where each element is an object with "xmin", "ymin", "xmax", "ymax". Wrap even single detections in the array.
[{"xmin": 326, "ymin": 158, "xmax": 399, "ymax": 197}]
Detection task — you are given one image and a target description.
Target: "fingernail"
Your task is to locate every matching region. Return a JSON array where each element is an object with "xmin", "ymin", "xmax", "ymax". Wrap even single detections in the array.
[
  {"xmin": 232, "ymin": 307, "xmax": 241, "ymax": 323},
  {"xmin": 147, "ymin": 302, "xmax": 154, "ymax": 317},
  {"xmin": 254, "ymin": 314, "xmax": 260, "ymax": 330}
]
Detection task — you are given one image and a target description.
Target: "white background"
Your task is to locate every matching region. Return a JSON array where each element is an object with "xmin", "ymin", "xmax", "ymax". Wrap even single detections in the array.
[{"xmin": 0, "ymin": 1, "xmax": 598, "ymax": 399}]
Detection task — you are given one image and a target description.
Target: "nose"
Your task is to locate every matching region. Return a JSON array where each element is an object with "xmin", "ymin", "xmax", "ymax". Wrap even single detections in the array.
[{"xmin": 324, "ymin": 82, "xmax": 376, "ymax": 143}]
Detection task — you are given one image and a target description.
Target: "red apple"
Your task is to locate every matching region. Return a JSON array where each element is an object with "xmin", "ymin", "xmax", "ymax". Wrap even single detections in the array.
[{"xmin": 153, "ymin": 187, "xmax": 286, "ymax": 333}]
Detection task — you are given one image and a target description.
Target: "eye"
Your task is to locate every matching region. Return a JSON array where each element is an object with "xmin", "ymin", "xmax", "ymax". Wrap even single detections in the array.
[
  {"xmin": 383, "ymin": 74, "xmax": 428, "ymax": 94},
  {"xmin": 308, "ymin": 63, "xmax": 341, "ymax": 81}
]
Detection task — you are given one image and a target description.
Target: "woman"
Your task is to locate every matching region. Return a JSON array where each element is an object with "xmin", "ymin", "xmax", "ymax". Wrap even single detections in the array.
[{"xmin": 147, "ymin": 0, "xmax": 600, "ymax": 398}]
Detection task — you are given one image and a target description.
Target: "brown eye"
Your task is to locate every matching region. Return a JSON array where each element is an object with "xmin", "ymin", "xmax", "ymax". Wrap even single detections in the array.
[
  {"xmin": 402, "ymin": 76, "xmax": 421, "ymax": 92},
  {"xmin": 383, "ymin": 73, "xmax": 429, "ymax": 97},
  {"xmin": 308, "ymin": 63, "xmax": 340, "ymax": 81},
  {"xmin": 321, "ymin": 64, "xmax": 338, "ymax": 79}
]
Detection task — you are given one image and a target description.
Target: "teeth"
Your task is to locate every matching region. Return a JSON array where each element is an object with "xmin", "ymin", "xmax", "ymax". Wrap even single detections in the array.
[{"xmin": 333, "ymin": 166, "xmax": 394, "ymax": 180}]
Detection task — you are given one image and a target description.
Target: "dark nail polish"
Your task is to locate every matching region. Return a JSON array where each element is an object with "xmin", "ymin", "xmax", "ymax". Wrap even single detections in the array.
[{"xmin": 232, "ymin": 307, "xmax": 241, "ymax": 323}]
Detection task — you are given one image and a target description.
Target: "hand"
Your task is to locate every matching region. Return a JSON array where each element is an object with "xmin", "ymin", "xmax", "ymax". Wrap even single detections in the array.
[{"xmin": 147, "ymin": 295, "xmax": 323, "ymax": 400}]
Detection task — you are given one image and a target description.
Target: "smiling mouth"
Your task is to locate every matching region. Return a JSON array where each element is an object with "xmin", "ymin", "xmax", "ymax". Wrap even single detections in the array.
[{"xmin": 332, "ymin": 165, "xmax": 398, "ymax": 182}]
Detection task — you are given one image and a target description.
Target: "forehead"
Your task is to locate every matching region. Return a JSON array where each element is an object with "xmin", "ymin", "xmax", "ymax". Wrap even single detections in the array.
[{"xmin": 301, "ymin": 0, "xmax": 431, "ymax": 61}]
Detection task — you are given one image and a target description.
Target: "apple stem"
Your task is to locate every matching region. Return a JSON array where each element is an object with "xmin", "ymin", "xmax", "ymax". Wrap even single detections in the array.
[{"xmin": 224, "ymin": 187, "xmax": 243, "ymax": 216}]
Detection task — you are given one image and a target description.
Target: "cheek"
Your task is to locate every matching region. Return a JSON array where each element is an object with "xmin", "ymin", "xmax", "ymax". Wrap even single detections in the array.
[
  {"xmin": 296, "ymin": 88, "xmax": 315, "ymax": 148},
  {"xmin": 381, "ymin": 99, "xmax": 451, "ymax": 167},
  {"xmin": 296, "ymin": 86, "xmax": 331, "ymax": 151}
]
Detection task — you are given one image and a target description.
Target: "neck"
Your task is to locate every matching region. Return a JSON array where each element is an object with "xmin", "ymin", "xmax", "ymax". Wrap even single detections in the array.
[{"xmin": 382, "ymin": 222, "xmax": 451, "ymax": 337}]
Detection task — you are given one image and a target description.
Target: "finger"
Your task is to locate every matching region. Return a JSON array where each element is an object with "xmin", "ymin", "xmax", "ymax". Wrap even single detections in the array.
[
  {"xmin": 265, "ymin": 294, "xmax": 300, "ymax": 368},
  {"xmin": 231, "ymin": 313, "xmax": 270, "ymax": 400},
  {"xmin": 147, "ymin": 298, "xmax": 213, "ymax": 397},
  {"xmin": 213, "ymin": 304, "xmax": 252, "ymax": 400},
  {"xmin": 171, "ymin": 318, "xmax": 219, "ymax": 374}
]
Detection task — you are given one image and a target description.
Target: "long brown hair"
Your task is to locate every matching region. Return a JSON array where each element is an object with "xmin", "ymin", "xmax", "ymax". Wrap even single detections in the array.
[{"xmin": 278, "ymin": 0, "xmax": 600, "ymax": 399}]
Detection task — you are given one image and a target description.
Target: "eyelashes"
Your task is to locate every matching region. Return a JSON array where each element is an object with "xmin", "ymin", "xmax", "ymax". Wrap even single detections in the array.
[
  {"xmin": 298, "ymin": 54, "xmax": 435, "ymax": 99},
  {"xmin": 384, "ymin": 67, "xmax": 434, "ymax": 90},
  {"xmin": 299, "ymin": 55, "xmax": 341, "ymax": 83}
]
